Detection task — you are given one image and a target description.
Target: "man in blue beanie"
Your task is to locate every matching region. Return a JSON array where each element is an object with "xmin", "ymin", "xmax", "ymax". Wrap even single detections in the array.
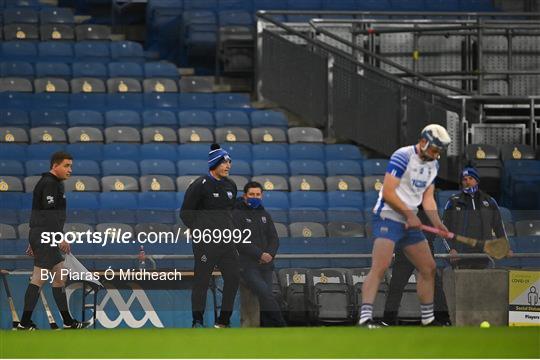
[
  {"xmin": 180, "ymin": 143, "xmax": 239, "ymax": 328},
  {"xmin": 442, "ymin": 166, "xmax": 508, "ymax": 269}
]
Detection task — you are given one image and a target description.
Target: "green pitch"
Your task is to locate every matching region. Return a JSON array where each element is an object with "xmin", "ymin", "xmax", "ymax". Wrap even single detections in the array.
[{"xmin": 1, "ymin": 327, "xmax": 539, "ymax": 358}]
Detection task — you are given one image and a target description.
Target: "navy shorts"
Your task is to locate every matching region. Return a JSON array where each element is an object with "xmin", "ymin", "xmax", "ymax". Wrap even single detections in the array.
[{"xmin": 372, "ymin": 215, "xmax": 426, "ymax": 247}]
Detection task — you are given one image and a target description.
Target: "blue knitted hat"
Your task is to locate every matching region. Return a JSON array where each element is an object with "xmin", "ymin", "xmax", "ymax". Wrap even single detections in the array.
[
  {"xmin": 461, "ymin": 166, "xmax": 480, "ymax": 183},
  {"xmin": 208, "ymin": 143, "xmax": 231, "ymax": 170}
]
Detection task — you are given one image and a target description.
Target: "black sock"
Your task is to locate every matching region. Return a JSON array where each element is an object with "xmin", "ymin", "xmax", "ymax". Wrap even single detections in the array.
[
  {"xmin": 52, "ymin": 286, "xmax": 73, "ymax": 326},
  {"xmin": 21, "ymin": 283, "xmax": 40, "ymax": 326}
]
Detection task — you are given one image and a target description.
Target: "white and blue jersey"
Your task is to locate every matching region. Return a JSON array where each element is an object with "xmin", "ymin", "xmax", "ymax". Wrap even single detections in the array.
[{"xmin": 373, "ymin": 145, "xmax": 439, "ymax": 224}]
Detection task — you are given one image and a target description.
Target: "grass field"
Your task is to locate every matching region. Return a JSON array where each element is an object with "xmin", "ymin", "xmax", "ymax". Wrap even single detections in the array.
[{"xmin": 0, "ymin": 327, "xmax": 539, "ymax": 358}]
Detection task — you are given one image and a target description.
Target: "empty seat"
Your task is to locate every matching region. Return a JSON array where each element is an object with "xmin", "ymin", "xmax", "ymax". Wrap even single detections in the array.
[
  {"xmin": 26, "ymin": 143, "xmax": 65, "ymax": 159},
  {"xmin": 101, "ymin": 175, "xmax": 139, "ymax": 191},
  {"xmin": 289, "ymin": 175, "xmax": 325, "ymax": 191},
  {"xmin": 251, "ymin": 143, "xmax": 288, "ymax": 161},
  {"xmin": 40, "ymin": 24, "xmax": 75, "ymax": 41},
  {"xmin": 251, "ymin": 175, "xmax": 288, "ymax": 191},
  {"xmin": 25, "ymin": 159, "xmax": 49, "ymax": 175},
  {"xmin": 214, "ymin": 127, "xmax": 250, "ymax": 143},
  {"xmin": 3, "ymin": 24, "xmax": 38, "ymax": 41},
  {"xmin": 177, "ymin": 159, "xmax": 207, "ymax": 175},
  {"xmin": 101, "ymin": 160, "xmax": 139, "ymax": 176},
  {"xmin": 215, "ymin": 93, "xmax": 250, "ymax": 108},
  {"xmin": 0, "ymin": 224, "xmax": 17, "ymax": 240},
  {"xmin": 363, "ymin": 159, "xmax": 388, "ymax": 176},
  {"xmin": 178, "ymin": 143, "xmax": 209, "ymax": 160},
  {"xmin": 29, "ymin": 127, "xmax": 66, "ymax": 143},
  {"xmin": 0, "ymin": 110, "xmax": 29, "ymax": 127},
  {"xmin": 2, "ymin": 41, "xmax": 37, "ymax": 61},
  {"xmin": 0, "ymin": 176, "xmax": 23, "ymax": 192},
  {"xmin": 74, "ymin": 41, "xmax": 110, "ymax": 59},
  {"xmin": 290, "ymin": 160, "xmax": 326, "ymax": 176},
  {"xmin": 67, "ymin": 127, "xmax": 104, "ymax": 143},
  {"xmin": 250, "ymin": 127, "xmax": 287, "ymax": 143},
  {"xmin": 140, "ymin": 143, "xmax": 177, "ymax": 161},
  {"xmin": 178, "ymin": 127, "xmax": 214, "ymax": 143},
  {"xmin": 104, "ymin": 127, "xmax": 141, "ymax": 143},
  {"xmin": 362, "ymin": 175, "xmax": 383, "ymax": 193},
  {"xmin": 108, "ymin": 62, "xmax": 143, "ymax": 79},
  {"xmin": 67, "ymin": 110, "xmax": 104, "ymax": 127},
  {"xmin": 64, "ymin": 176, "xmax": 100, "ymax": 192},
  {"xmin": 0, "ymin": 77, "xmax": 32, "ymax": 92},
  {"xmin": 34, "ymin": 78, "xmax": 69, "ymax": 93},
  {"xmin": 288, "ymin": 127, "xmax": 323, "ymax": 143},
  {"xmin": 140, "ymin": 159, "xmax": 176, "ymax": 176},
  {"xmin": 144, "ymin": 61, "xmax": 179, "ymax": 78},
  {"xmin": 178, "ymin": 76, "xmax": 214, "ymax": 93},
  {"xmin": 176, "ymin": 175, "xmax": 199, "ymax": 191},
  {"xmin": 290, "ymin": 191, "xmax": 327, "ymax": 210},
  {"xmin": 105, "ymin": 110, "xmax": 141, "ymax": 127},
  {"xmin": 220, "ymin": 143, "xmax": 251, "ymax": 162},
  {"xmin": 103, "ymin": 144, "xmax": 139, "ymax": 160},
  {"xmin": 515, "ymin": 220, "xmax": 540, "ymax": 237},
  {"xmin": 65, "ymin": 143, "xmax": 104, "ymax": 161},
  {"xmin": 71, "ymin": 159, "xmax": 101, "ymax": 176},
  {"xmin": 3, "ymin": 8, "xmax": 38, "ymax": 25},
  {"xmin": 70, "ymin": 78, "xmax": 106, "ymax": 93},
  {"xmin": 327, "ymin": 221, "xmax": 365, "ymax": 237},
  {"xmin": 250, "ymin": 110, "xmax": 288, "ymax": 128},
  {"xmin": 38, "ymin": 42, "xmax": 73, "ymax": 61},
  {"xmin": 326, "ymin": 175, "xmax": 363, "ymax": 191},
  {"xmin": 252, "ymin": 160, "xmax": 288, "ymax": 176},
  {"xmin": 107, "ymin": 78, "xmax": 142, "ymax": 93},
  {"xmin": 289, "ymin": 222, "xmax": 326, "ymax": 238},
  {"xmin": 326, "ymin": 160, "xmax": 363, "ymax": 176},
  {"xmin": 140, "ymin": 175, "xmax": 176, "ymax": 191},
  {"xmin": 500, "ymin": 144, "xmax": 536, "ymax": 161},
  {"xmin": 23, "ymin": 176, "xmax": 40, "ymax": 192},
  {"xmin": 141, "ymin": 127, "xmax": 177, "ymax": 143},
  {"xmin": 35, "ymin": 62, "xmax": 71, "ymax": 78},
  {"xmin": 73, "ymin": 62, "xmax": 107, "ymax": 78},
  {"xmin": 178, "ymin": 110, "xmax": 214, "ymax": 128},
  {"xmin": 328, "ymin": 191, "xmax": 364, "ymax": 209},
  {"xmin": 0, "ymin": 143, "xmax": 26, "ymax": 160},
  {"xmin": 110, "ymin": 41, "xmax": 144, "ymax": 61},
  {"xmin": 0, "ymin": 127, "xmax": 29, "ymax": 143},
  {"xmin": 66, "ymin": 192, "xmax": 100, "ymax": 208},
  {"xmin": 178, "ymin": 93, "xmax": 214, "ymax": 108},
  {"xmin": 75, "ymin": 24, "xmax": 111, "ymax": 41},
  {"xmin": 30, "ymin": 109, "xmax": 66, "ymax": 127},
  {"xmin": 40, "ymin": 8, "xmax": 75, "ymax": 24},
  {"xmin": 142, "ymin": 110, "xmax": 177, "ymax": 127},
  {"xmin": 289, "ymin": 144, "xmax": 324, "ymax": 161},
  {"xmin": 143, "ymin": 78, "xmax": 178, "ymax": 93},
  {"xmin": 143, "ymin": 93, "xmax": 178, "ymax": 108},
  {"xmin": 229, "ymin": 159, "xmax": 251, "ymax": 176}
]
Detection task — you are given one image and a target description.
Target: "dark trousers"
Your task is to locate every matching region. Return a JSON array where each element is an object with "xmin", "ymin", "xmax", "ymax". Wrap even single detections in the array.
[
  {"xmin": 240, "ymin": 265, "xmax": 286, "ymax": 327},
  {"xmin": 192, "ymin": 244, "xmax": 240, "ymax": 325},
  {"xmin": 383, "ymin": 245, "xmax": 451, "ymax": 325}
]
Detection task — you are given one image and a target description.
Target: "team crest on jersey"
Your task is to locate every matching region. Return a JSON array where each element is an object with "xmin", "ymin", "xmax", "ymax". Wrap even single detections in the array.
[
  {"xmin": 245, "ymin": 218, "xmax": 252, "ymax": 223},
  {"xmin": 262, "ymin": 217, "xmax": 267, "ymax": 223},
  {"xmin": 483, "ymin": 200, "xmax": 490, "ymax": 207},
  {"xmin": 213, "ymin": 193, "xmax": 219, "ymax": 197},
  {"xmin": 380, "ymin": 226, "xmax": 388, "ymax": 234},
  {"xmin": 46, "ymin": 195, "xmax": 54, "ymax": 204},
  {"xmin": 227, "ymin": 191, "xmax": 233, "ymax": 199}
]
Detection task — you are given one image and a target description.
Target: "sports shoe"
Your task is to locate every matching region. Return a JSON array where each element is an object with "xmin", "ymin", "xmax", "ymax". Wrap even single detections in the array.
[
  {"xmin": 63, "ymin": 319, "xmax": 91, "ymax": 329},
  {"xmin": 422, "ymin": 318, "xmax": 447, "ymax": 327},
  {"xmin": 17, "ymin": 322, "xmax": 37, "ymax": 331},
  {"xmin": 357, "ymin": 319, "xmax": 388, "ymax": 329},
  {"xmin": 213, "ymin": 323, "xmax": 230, "ymax": 328},
  {"xmin": 192, "ymin": 321, "xmax": 205, "ymax": 328}
]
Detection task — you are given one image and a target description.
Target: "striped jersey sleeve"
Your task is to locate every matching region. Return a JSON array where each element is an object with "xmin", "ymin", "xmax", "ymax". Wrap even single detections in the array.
[{"xmin": 386, "ymin": 147, "xmax": 411, "ymax": 178}]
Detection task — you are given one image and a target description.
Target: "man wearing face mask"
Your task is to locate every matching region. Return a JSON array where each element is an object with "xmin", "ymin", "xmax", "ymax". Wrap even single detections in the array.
[
  {"xmin": 442, "ymin": 167, "xmax": 508, "ymax": 269},
  {"xmin": 180, "ymin": 143, "xmax": 239, "ymax": 328},
  {"xmin": 359, "ymin": 124, "xmax": 451, "ymax": 328},
  {"xmin": 232, "ymin": 181, "xmax": 286, "ymax": 327}
]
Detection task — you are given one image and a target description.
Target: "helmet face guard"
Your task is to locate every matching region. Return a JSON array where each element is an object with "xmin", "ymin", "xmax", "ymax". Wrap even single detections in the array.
[{"xmin": 419, "ymin": 124, "xmax": 451, "ymax": 160}]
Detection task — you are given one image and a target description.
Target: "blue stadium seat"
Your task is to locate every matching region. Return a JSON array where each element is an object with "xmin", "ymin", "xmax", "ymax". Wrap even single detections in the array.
[
  {"xmin": 71, "ymin": 160, "xmax": 101, "ymax": 176},
  {"xmin": 326, "ymin": 160, "xmax": 363, "ymax": 176},
  {"xmin": 25, "ymin": 159, "xmax": 49, "ymax": 175},
  {"xmin": 177, "ymin": 159, "xmax": 207, "ymax": 175},
  {"xmin": 250, "ymin": 110, "xmax": 288, "ymax": 128},
  {"xmin": 390, "ymin": 0, "xmax": 425, "ymax": 11},
  {"xmin": 107, "ymin": 94, "xmax": 144, "ymax": 110},
  {"xmin": 261, "ymin": 191, "xmax": 289, "ymax": 209},
  {"xmin": 137, "ymin": 192, "xmax": 178, "ymax": 223},
  {"xmin": 144, "ymin": 61, "xmax": 179, "ymax": 78},
  {"xmin": 140, "ymin": 143, "xmax": 177, "ymax": 161},
  {"xmin": 327, "ymin": 191, "xmax": 364, "ymax": 209},
  {"xmin": 325, "ymin": 144, "xmax": 363, "ymax": 160},
  {"xmin": 67, "ymin": 110, "xmax": 104, "ymax": 128},
  {"xmin": 215, "ymin": 93, "xmax": 250, "ymax": 108},
  {"xmin": 30, "ymin": 109, "xmax": 67, "ymax": 127},
  {"xmin": 252, "ymin": 160, "xmax": 289, "ymax": 176},
  {"xmin": 110, "ymin": 41, "xmax": 144, "ymax": 62},
  {"xmin": 179, "ymin": 93, "xmax": 214, "ymax": 108},
  {"xmin": 140, "ymin": 159, "xmax": 176, "ymax": 176},
  {"xmin": 99, "ymin": 192, "xmax": 138, "ymax": 209},
  {"xmin": 253, "ymin": 0, "xmax": 287, "ymax": 10},
  {"xmin": 0, "ymin": 144, "xmax": 26, "ymax": 160},
  {"xmin": 218, "ymin": 10, "xmax": 253, "ymax": 26},
  {"xmin": 460, "ymin": 0, "xmax": 497, "ymax": 11},
  {"xmin": 72, "ymin": 62, "xmax": 108, "ymax": 78},
  {"xmin": 103, "ymin": 144, "xmax": 140, "ymax": 160},
  {"xmin": 437, "ymin": 190, "xmax": 458, "ymax": 209},
  {"xmin": 290, "ymin": 191, "xmax": 327, "ymax": 209},
  {"xmin": 108, "ymin": 62, "xmax": 144, "ymax": 79},
  {"xmin": 66, "ymin": 192, "xmax": 99, "ymax": 209},
  {"xmin": 326, "ymin": 208, "xmax": 365, "ymax": 223},
  {"xmin": 363, "ymin": 159, "xmax": 389, "ymax": 176},
  {"xmin": 3, "ymin": 41, "xmax": 38, "ymax": 61},
  {"xmin": 101, "ymin": 159, "xmax": 139, "ymax": 176},
  {"xmin": 289, "ymin": 208, "xmax": 326, "ymax": 223},
  {"xmin": 219, "ymin": 0, "xmax": 252, "ymax": 10},
  {"xmin": 32, "ymin": 93, "xmax": 69, "ymax": 109},
  {"xmin": 105, "ymin": 110, "xmax": 142, "ymax": 127},
  {"xmin": 74, "ymin": 41, "xmax": 110, "ymax": 60},
  {"xmin": 1, "ymin": 61, "xmax": 34, "ymax": 78},
  {"xmin": 3, "ymin": 7, "xmax": 38, "ymax": 24},
  {"xmin": 97, "ymin": 209, "xmax": 136, "ymax": 224},
  {"xmin": 364, "ymin": 191, "xmax": 379, "ymax": 211},
  {"xmin": 0, "ymin": 109, "xmax": 29, "ymax": 127},
  {"xmin": 229, "ymin": 159, "xmax": 251, "ymax": 176},
  {"xmin": 184, "ymin": 0, "xmax": 217, "ymax": 10},
  {"xmin": 286, "ymin": 0, "xmax": 322, "ymax": 10},
  {"xmin": 65, "ymin": 143, "xmax": 104, "ymax": 161},
  {"xmin": 425, "ymin": 0, "xmax": 461, "ymax": 11},
  {"xmin": 0, "ymin": 160, "xmax": 24, "ymax": 176},
  {"xmin": 357, "ymin": 0, "xmax": 391, "ymax": 11},
  {"xmin": 178, "ymin": 110, "xmax": 214, "ymax": 127},
  {"xmin": 38, "ymin": 42, "xmax": 74, "ymax": 62},
  {"xmin": 214, "ymin": 110, "xmax": 250, "ymax": 128},
  {"xmin": 143, "ymin": 93, "xmax": 178, "ymax": 109},
  {"xmin": 35, "ymin": 62, "xmax": 71, "ymax": 78},
  {"xmin": 289, "ymin": 144, "xmax": 324, "ymax": 161},
  {"xmin": 40, "ymin": 7, "xmax": 75, "ymax": 24},
  {"xmin": 177, "ymin": 143, "xmax": 209, "ymax": 160},
  {"xmin": 289, "ymin": 160, "xmax": 326, "ymax": 176},
  {"xmin": 66, "ymin": 209, "xmax": 97, "ymax": 224},
  {"xmin": 70, "ymin": 93, "xmax": 107, "ymax": 110},
  {"xmin": 252, "ymin": 144, "xmax": 288, "ymax": 161},
  {"xmin": 142, "ymin": 110, "xmax": 177, "ymax": 127},
  {"xmin": 27, "ymin": 144, "xmax": 65, "ymax": 159},
  {"xmin": 221, "ymin": 143, "xmax": 252, "ymax": 161}
]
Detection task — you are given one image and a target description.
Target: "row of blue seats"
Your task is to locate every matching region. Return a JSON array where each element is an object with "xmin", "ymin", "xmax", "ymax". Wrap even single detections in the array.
[
  {"xmin": 147, "ymin": 0, "xmax": 496, "ymax": 13},
  {"xmin": 0, "ymin": 61, "xmax": 179, "ymax": 79},
  {"xmin": 0, "ymin": 0, "xmax": 47, "ymax": 8},
  {"xmin": 0, "ymin": 6, "xmax": 74, "ymax": 24},
  {"xmin": 0, "ymin": 158, "xmax": 371, "ymax": 177},
  {"xmin": 0, "ymin": 92, "xmax": 250, "ymax": 109},
  {"xmin": 0, "ymin": 41, "xmax": 145, "ymax": 63},
  {"xmin": 0, "ymin": 109, "xmax": 286, "ymax": 128},
  {"xmin": 0, "ymin": 143, "xmax": 361, "ymax": 161},
  {"xmin": 500, "ymin": 160, "xmax": 540, "ymax": 210}
]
